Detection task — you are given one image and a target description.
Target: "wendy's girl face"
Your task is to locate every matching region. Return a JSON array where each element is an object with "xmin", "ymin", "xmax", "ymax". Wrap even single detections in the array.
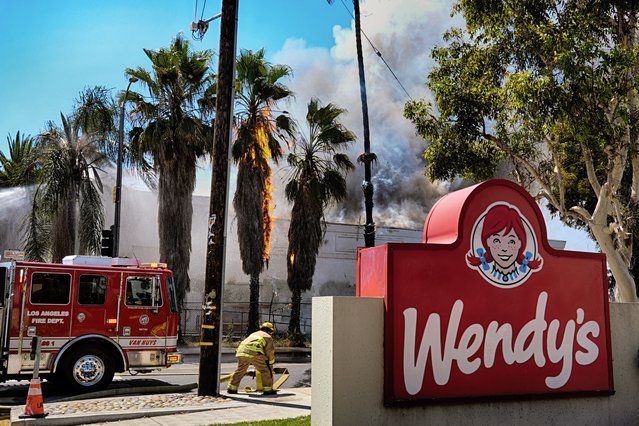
[{"xmin": 487, "ymin": 228, "xmax": 522, "ymax": 270}]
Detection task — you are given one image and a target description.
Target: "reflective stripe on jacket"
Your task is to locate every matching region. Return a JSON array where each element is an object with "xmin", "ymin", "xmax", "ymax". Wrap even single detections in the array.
[{"xmin": 236, "ymin": 330, "xmax": 275, "ymax": 364}]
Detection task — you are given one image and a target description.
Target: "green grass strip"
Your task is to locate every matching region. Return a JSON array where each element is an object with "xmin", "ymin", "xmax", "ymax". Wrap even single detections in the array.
[{"xmin": 209, "ymin": 415, "xmax": 310, "ymax": 426}]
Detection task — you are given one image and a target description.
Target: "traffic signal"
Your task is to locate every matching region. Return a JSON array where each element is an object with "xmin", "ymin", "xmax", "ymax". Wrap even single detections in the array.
[{"xmin": 101, "ymin": 229, "xmax": 114, "ymax": 257}]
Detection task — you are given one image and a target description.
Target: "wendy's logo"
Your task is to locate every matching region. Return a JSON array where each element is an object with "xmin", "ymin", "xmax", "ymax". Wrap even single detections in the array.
[{"xmin": 467, "ymin": 202, "xmax": 543, "ymax": 288}]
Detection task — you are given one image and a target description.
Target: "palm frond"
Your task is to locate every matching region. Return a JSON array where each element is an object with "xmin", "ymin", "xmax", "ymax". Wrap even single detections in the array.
[
  {"xmin": 0, "ymin": 131, "xmax": 40, "ymax": 186},
  {"xmin": 21, "ymin": 186, "xmax": 51, "ymax": 262}
]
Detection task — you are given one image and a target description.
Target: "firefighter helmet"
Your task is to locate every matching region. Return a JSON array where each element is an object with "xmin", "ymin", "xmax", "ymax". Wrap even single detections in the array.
[{"xmin": 260, "ymin": 322, "xmax": 275, "ymax": 333}]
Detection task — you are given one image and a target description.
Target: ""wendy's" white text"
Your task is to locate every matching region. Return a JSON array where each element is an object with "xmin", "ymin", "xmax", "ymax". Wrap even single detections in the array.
[{"xmin": 403, "ymin": 291, "xmax": 600, "ymax": 395}]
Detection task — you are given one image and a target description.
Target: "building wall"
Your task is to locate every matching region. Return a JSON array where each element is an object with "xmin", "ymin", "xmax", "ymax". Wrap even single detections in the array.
[
  {"xmin": 113, "ymin": 188, "xmax": 423, "ymax": 333},
  {"xmin": 312, "ymin": 297, "xmax": 639, "ymax": 426},
  {"xmin": 0, "ymin": 184, "xmax": 565, "ymax": 334}
]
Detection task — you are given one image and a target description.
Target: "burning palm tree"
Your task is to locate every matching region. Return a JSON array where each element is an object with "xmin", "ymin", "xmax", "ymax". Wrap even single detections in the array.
[{"xmin": 233, "ymin": 49, "xmax": 294, "ymax": 333}]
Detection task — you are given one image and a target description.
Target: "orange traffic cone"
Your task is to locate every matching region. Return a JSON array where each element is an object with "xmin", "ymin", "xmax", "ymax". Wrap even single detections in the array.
[{"xmin": 19, "ymin": 378, "xmax": 48, "ymax": 418}]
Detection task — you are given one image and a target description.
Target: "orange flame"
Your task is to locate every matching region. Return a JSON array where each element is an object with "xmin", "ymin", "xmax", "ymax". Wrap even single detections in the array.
[
  {"xmin": 262, "ymin": 173, "xmax": 273, "ymax": 264},
  {"xmin": 255, "ymin": 114, "xmax": 274, "ymax": 266}
]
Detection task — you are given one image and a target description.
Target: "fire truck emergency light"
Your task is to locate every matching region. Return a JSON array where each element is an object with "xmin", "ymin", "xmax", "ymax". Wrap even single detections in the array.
[{"xmin": 141, "ymin": 262, "xmax": 168, "ymax": 269}]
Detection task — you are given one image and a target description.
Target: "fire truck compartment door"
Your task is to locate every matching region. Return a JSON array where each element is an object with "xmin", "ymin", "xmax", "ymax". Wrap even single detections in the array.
[
  {"xmin": 70, "ymin": 271, "xmax": 119, "ymax": 338},
  {"xmin": 21, "ymin": 268, "xmax": 73, "ymax": 366}
]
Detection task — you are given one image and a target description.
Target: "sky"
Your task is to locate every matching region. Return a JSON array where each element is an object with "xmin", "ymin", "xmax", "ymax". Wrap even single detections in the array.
[{"xmin": 0, "ymin": 0, "xmax": 598, "ymax": 252}]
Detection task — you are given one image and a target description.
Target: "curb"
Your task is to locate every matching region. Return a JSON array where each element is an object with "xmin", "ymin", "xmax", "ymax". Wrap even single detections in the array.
[
  {"xmin": 51, "ymin": 383, "xmax": 198, "ymax": 402},
  {"xmin": 9, "ymin": 389, "xmax": 313, "ymax": 425},
  {"xmin": 10, "ymin": 400, "xmax": 249, "ymax": 426}
]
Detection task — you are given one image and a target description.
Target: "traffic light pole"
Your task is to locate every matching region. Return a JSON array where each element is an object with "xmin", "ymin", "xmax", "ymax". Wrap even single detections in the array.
[
  {"xmin": 198, "ymin": 0, "xmax": 239, "ymax": 397},
  {"xmin": 113, "ymin": 77, "xmax": 138, "ymax": 258}
]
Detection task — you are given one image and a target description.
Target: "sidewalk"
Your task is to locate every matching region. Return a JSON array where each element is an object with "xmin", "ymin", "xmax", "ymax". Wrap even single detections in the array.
[
  {"xmin": 9, "ymin": 345, "xmax": 312, "ymax": 425},
  {"xmin": 10, "ymin": 387, "xmax": 312, "ymax": 425}
]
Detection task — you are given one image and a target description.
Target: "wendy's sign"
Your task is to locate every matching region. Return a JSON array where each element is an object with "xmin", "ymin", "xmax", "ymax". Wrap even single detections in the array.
[{"xmin": 356, "ymin": 179, "xmax": 613, "ymax": 404}]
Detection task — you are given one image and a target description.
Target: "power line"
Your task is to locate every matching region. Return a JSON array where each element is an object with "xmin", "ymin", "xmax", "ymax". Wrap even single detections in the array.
[
  {"xmin": 200, "ymin": 0, "xmax": 208, "ymax": 21},
  {"xmin": 338, "ymin": 0, "xmax": 413, "ymax": 101}
]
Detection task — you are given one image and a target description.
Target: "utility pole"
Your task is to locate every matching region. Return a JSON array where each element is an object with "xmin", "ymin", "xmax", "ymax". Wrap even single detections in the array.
[
  {"xmin": 353, "ymin": 0, "xmax": 376, "ymax": 247},
  {"xmin": 113, "ymin": 77, "xmax": 138, "ymax": 258},
  {"xmin": 198, "ymin": 0, "xmax": 239, "ymax": 396},
  {"xmin": 327, "ymin": 0, "xmax": 375, "ymax": 246}
]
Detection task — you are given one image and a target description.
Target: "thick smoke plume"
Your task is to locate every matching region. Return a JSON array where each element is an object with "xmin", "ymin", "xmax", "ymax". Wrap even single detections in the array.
[{"xmin": 271, "ymin": 0, "xmax": 462, "ymax": 229}]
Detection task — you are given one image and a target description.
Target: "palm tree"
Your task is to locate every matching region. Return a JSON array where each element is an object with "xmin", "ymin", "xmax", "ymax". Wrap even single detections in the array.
[
  {"xmin": 285, "ymin": 98, "xmax": 355, "ymax": 341},
  {"xmin": 125, "ymin": 36, "xmax": 215, "ymax": 311},
  {"xmin": 23, "ymin": 86, "xmax": 116, "ymax": 262},
  {"xmin": 327, "ymin": 0, "xmax": 376, "ymax": 247},
  {"xmin": 233, "ymin": 48, "xmax": 295, "ymax": 333},
  {"xmin": 0, "ymin": 132, "xmax": 40, "ymax": 187}
]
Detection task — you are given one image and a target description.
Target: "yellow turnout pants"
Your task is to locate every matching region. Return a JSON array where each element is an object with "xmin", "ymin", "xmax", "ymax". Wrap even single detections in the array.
[{"xmin": 228, "ymin": 356, "xmax": 273, "ymax": 391}]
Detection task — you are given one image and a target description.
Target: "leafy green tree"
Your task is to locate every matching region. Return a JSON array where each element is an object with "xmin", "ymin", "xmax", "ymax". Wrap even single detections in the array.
[
  {"xmin": 232, "ymin": 48, "xmax": 294, "ymax": 333},
  {"xmin": 405, "ymin": 1, "xmax": 639, "ymax": 302},
  {"xmin": 24, "ymin": 86, "xmax": 115, "ymax": 262},
  {"xmin": 285, "ymin": 98, "xmax": 355, "ymax": 341},
  {"xmin": 125, "ymin": 36, "xmax": 215, "ymax": 310},
  {"xmin": 0, "ymin": 132, "xmax": 40, "ymax": 187}
]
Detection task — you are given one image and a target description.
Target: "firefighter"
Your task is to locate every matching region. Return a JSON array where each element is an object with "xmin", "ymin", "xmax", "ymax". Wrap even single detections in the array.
[{"xmin": 227, "ymin": 322, "xmax": 277, "ymax": 395}]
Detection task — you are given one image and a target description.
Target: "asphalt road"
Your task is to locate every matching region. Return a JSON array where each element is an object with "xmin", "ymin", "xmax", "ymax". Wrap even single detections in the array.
[
  {"xmin": 128, "ymin": 359, "xmax": 311, "ymax": 388},
  {"xmin": 0, "ymin": 359, "xmax": 311, "ymax": 406}
]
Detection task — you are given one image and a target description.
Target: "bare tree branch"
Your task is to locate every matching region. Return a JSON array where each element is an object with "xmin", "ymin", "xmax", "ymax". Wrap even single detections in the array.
[
  {"xmin": 484, "ymin": 133, "xmax": 562, "ymax": 211},
  {"xmin": 581, "ymin": 144, "xmax": 602, "ymax": 195}
]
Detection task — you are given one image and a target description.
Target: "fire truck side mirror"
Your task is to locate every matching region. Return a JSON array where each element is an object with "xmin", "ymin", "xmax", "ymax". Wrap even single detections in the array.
[{"xmin": 101, "ymin": 229, "xmax": 114, "ymax": 257}]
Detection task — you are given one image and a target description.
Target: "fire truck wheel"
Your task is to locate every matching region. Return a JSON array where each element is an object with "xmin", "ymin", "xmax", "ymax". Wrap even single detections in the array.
[{"xmin": 58, "ymin": 346, "xmax": 115, "ymax": 393}]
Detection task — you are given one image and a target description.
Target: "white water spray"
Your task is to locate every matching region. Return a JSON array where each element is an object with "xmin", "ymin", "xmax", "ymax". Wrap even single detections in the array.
[{"xmin": 0, "ymin": 186, "xmax": 35, "ymax": 254}]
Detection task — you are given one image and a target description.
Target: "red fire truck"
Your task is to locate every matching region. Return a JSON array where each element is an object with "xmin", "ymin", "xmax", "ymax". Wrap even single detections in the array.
[{"xmin": 0, "ymin": 256, "xmax": 182, "ymax": 393}]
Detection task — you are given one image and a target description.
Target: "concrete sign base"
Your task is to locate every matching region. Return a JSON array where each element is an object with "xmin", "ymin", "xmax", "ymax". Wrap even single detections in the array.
[{"xmin": 312, "ymin": 297, "xmax": 639, "ymax": 425}]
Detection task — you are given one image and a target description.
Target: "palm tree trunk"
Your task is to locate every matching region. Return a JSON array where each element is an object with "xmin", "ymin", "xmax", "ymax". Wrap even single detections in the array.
[
  {"xmin": 288, "ymin": 287, "xmax": 302, "ymax": 338},
  {"xmin": 52, "ymin": 198, "xmax": 75, "ymax": 262},
  {"xmin": 158, "ymin": 159, "xmax": 194, "ymax": 312},
  {"xmin": 248, "ymin": 272, "xmax": 261, "ymax": 334}
]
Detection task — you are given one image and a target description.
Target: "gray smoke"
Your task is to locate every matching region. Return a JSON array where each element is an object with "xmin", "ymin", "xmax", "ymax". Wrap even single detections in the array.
[{"xmin": 271, "ymin": 0, "xmax": 462, "ymax": 229}]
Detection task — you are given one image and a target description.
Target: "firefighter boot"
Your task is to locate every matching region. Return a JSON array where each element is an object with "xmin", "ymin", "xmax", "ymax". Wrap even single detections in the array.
[{"xmin": 262, "ymin": 389, "xmax": 278, "ymax": 395}]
